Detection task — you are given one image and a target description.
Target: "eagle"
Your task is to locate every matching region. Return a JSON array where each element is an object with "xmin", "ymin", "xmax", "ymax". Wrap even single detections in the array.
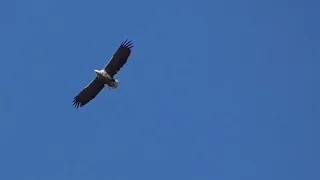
[{"xmin": 72, "ymin": 39, "xmax": 134, "ymax": 108}]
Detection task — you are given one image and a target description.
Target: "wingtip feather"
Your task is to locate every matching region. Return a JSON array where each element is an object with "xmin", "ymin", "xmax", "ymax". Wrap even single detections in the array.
[
  {"xmin": 121, "ymin": 39, "xmax": 134, "ymax": 49},
  {"xmin": 72, "ymin": 97, "xmax": 83, "ymax": 108}
]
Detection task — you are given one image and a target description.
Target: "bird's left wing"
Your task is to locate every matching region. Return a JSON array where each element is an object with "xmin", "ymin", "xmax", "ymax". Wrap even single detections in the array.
[
  {"xmin": 104, "ymin": 40, "xmax": 134, "ymax": 77},
  {"xmin": 72, "ymin": 77, "xmax": 105, "ymax": 108}
]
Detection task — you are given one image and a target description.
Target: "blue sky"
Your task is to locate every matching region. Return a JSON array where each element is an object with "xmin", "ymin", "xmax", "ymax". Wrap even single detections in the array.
[{"xmin": 0, "ymin": 0, "xmax": 319, "ymax": 179}]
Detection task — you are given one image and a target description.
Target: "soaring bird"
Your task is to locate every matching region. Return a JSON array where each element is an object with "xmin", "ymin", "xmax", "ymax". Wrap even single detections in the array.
[{"xmin": 72, "ymin": 40, "xmax": 134, "ymax": 108}]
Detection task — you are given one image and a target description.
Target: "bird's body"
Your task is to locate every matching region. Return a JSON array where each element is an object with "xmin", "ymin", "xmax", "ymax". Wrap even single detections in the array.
[
  {"xmin": 94, "ymin": 69, "xmax": 118, "ymax": 88},
  {"xmin": 72, "ymin": 40, "xmax": 134, "ymax": 108}
]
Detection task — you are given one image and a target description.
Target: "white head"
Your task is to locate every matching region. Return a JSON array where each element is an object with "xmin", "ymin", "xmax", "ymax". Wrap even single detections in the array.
[{"xmin": 94, "ymin": 69, "xmax": 101, "ymax": 75}]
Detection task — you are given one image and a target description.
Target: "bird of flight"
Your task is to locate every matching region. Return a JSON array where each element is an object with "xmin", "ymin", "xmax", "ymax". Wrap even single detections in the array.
[{"xmin": 72, "ymin": 40, "xmax": 134, "ymax": 108}]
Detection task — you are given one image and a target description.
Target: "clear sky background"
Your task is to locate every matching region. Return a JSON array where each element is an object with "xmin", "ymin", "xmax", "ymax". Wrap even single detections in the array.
[{"xmin": 0, "ymin": 0, "xmax": 319, "ymax": 179}]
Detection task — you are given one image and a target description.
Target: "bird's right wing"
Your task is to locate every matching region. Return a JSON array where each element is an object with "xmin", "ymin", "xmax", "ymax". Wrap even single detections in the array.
[
  {"xmin": 104, "ymin": 40, "xmax": 134, "ymax": 77},
  {"xmin": 72, "ymin": 77, "xmax": 105, "ymax": 108}
]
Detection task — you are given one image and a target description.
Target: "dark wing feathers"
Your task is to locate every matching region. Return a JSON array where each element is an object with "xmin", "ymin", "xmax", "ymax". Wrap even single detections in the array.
[
  {"xmin": 72, "ymin": 77, "xmax": 105, "ymax": 108},
  {"xmin": 104, "ymin": 39, "xmax": 134, "ymax": 77}
]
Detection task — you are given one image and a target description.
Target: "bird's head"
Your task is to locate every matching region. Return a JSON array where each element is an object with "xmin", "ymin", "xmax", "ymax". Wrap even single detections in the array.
[{"xmin": 94, "ymin": 69, "xmax": 100, "ymax": 74}]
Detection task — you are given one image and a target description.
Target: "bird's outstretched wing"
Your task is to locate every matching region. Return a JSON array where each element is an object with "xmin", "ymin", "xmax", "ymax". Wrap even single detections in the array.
[
  {"xmin": 72, "ymin": 77, "xmax": 105, "ymax": 108},
  {"xmin": 104, "ymin": 40, "xmax": 134, "ymax": 77}
]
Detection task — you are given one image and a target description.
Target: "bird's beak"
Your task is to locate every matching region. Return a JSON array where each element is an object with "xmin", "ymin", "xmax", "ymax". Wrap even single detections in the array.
[{"xmin": 94, "ymin": 70, "xmax": 99, "ymax": 74}]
